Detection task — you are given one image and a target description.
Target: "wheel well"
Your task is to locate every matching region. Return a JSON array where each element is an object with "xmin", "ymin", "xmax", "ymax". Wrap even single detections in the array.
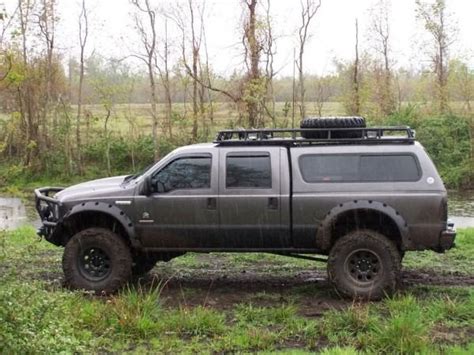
[
  {"xmin": 57, "ymin": 211, "xmax": 130, "ymax": 246},
  {"xmin": 330, "ymin": 209, "xmax": 402, "ymax": 250}
]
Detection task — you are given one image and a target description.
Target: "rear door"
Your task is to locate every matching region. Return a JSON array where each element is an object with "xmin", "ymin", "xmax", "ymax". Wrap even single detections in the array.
[{"xmin": 217, "ymin": 146, "xmax": 290, "ymax": 248}]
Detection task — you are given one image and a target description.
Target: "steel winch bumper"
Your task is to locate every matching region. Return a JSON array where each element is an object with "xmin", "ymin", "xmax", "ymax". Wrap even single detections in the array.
[{"xmin": 34, "ymin": 187, "xmax": 64, "ymax": 237}]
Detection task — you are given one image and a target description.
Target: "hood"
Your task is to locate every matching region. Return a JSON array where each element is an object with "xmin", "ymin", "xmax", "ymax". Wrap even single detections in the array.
[{"xmin": 55, "ymin": 175, "xmax": 131, "ymax": 203}]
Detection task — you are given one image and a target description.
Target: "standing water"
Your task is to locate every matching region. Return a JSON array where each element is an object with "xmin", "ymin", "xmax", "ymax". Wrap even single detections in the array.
[
  {"xmin": 0, "ymin": 197, "xmax": 29, "ymax": 230},
  {"xmin": 1, "ymin": 191, "xmax": 474, "ymax": 230},
  {"xmin": 448, "ymin": 191, "xmax": 474, "ymax": 229}
]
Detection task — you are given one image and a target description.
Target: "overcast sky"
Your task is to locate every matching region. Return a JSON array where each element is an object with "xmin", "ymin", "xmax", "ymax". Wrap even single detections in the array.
[{"xmin": 4, "ymin": 0, "xmax": 474, "ymax": 76}]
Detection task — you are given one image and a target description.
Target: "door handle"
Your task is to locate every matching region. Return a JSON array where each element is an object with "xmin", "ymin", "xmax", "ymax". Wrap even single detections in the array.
[
  {"xmin": 207, "ymin": 197, "xmax": 217, "ymax": 210},
  {"xmin": 268, "ymin": 197, "xmax": 278, "ymax": 209}
]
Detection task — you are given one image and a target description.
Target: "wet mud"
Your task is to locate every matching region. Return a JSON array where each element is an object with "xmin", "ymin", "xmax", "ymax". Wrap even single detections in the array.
[
  {"xmin": 132, "ymin": 260, "xmax": 474, "ymax": 309},
  {"xmin": 14, "ymin": 249, "xmax": 474, "ymax": 309}
]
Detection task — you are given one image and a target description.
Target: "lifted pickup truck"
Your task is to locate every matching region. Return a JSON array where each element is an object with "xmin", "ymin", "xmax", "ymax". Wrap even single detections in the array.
[{"xmin": 35, "ymin": 118, "xmax": 456, "ymax": 300}]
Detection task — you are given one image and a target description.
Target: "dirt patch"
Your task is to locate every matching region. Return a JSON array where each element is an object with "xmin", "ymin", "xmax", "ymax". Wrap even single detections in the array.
[
  {"xmin": 134, "ymin": 267, "xmax": 344, "ymax": 311},
  {"xmin": 402, "ymin": 269, "xmax": 474, "ymax": 286},
  {"xmin": 131, "ymin": 265, "xmax": 474, "ymax": 310}
]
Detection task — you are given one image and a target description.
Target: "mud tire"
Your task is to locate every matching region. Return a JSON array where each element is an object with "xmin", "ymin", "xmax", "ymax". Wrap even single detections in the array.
[
  {"xmin": 62, "ymin": 227, "xmax": 132, "ymax": 293},
  {"xmin": 327, "ymin": 229, "xmax": 401, "ymax": 300},
  {"xmin": 300, "ymin": 117, "xmax": 366, "ymax": 139}
]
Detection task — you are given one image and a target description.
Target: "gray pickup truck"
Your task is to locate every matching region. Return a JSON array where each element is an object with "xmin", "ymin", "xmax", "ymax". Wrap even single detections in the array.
[{"xmin": 35, "ymin": 118, "xmax": 456, "ymax": 300}]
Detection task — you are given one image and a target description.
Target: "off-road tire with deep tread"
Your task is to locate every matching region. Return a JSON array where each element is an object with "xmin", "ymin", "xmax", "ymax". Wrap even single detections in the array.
[
  {"xmin": 62, "ymin": 227, "xmax": 132, "ymax": 293},
  {"xmin": 300, "ymin": 117, "xmax": 366, "ymax": 139},
  {"xmin": 327, "ymin": 229, "xmax": 401, "ymax": 300}
]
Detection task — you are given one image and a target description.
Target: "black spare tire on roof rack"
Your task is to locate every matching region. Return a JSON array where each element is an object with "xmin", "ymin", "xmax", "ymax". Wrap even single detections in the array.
[{"xmin": 300, "ymin": 116, "xmax": 366, "ymax": 139}]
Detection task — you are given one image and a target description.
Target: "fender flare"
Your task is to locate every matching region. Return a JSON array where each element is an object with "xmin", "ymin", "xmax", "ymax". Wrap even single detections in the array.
[
  {"xmin": 61, "ymin": 201, "xmax": 141, "ymax": 248},
  {"xmin": 315, "ymin": 200, "xmax": 411, "ymax": 252}
]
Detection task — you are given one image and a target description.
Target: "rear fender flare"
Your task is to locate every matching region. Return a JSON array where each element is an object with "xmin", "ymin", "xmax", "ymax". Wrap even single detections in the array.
[{"xmin": 315, "ymin": 200, "xmax": 410, "ymax": 252}]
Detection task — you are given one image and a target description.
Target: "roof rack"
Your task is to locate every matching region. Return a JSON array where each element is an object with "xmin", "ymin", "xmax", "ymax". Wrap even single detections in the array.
[{"xmin": 214, "ymin": 126, "xmax": 415, "ymax": 146}]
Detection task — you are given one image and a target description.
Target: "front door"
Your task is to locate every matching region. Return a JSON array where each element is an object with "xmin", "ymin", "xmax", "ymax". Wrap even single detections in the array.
[{"xmin": 135, "ymin": 151, "xmax": 219, "ymax": 248}]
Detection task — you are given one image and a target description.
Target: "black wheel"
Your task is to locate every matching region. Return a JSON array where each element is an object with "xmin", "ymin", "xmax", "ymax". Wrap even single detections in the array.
[
  {"xmin": 300, "ymin": 117, "xmax": 366, "ymax": 139},
  {"xmin": 62, "ymin": 227, "xmax": 132, "ymax": 293},
  {"xmin": 327, "ymin": 229, "xmax": 401, "ymax": 300}
]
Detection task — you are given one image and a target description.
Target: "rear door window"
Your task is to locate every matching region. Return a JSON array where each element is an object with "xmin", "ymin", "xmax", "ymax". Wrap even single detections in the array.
[{"xmin": 226, "ymin": 153, "xmax": 272, "ymax": 188}]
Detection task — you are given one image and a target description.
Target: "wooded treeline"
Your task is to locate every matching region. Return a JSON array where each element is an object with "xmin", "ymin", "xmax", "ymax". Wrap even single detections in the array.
[{"xmin": 0, "ymin": 0, "xmax": 473, "ymax": 188}]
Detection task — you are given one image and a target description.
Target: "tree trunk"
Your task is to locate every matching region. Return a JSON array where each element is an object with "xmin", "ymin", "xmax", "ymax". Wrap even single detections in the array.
[
  {"xmin": 353, "ymin": 19, "xmax": 361, "ymax": 116},
  {"xmin": 148, "ymin": 61, "xmax": 159, "ymax": 160},
  {"xmin": 104, "ymin": 109, "xmax": 111, "ymax": 176},
  {"xmin": 76, "ymin": 0, "xmax": 88, "ymax": 175},
  {"xmin": 245, "ymin": 0, "xmax": 259, "ymax": 127}
]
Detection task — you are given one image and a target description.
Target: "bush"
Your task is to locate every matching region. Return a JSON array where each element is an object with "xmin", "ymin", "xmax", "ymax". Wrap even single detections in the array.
[
  {"xmin": 416, "ymin": 116, "xmax": 473, "ymax": 188},
  {"xmin": 386, "ymin": 111, "xmax": 473, "ymax": 189},
  {"xmin": 82, "ymin": 134, "xmax": 182, "ymax": 176}
]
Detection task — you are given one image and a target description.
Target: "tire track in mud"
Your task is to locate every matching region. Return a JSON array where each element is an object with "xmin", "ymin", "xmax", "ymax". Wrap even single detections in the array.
[{"xmin": 149, "ymin": 267, "xmax": 474, "ymax": 292}]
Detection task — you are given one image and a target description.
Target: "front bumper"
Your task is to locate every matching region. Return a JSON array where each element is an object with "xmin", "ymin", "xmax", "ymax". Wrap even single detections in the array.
[
  {"xmin": 439, "ymin": 219, "xmax": 456, "ymax": 251},
  {"xmin": 34, "ymin": 187, "xmax": 64, "ymax": 237}
]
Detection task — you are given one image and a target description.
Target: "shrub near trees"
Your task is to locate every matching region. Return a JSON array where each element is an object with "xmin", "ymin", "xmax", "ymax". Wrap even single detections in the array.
[{"xmin": 0, "ymin": 0, "xmax": 472, "ymax": 189}]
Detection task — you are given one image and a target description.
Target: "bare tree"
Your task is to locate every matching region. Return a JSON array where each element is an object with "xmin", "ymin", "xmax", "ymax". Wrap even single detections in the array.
[
  {"xmin": 37, "ymin": 0, "xmax": 56, "ymax": 142},
  {"xmin": 449, "ymin": 59, "xmax": 473, "ymax": 113},
  {"xmin": 352, "ymin": 19, "xmax": 361, "ymax": 115},
  {"xmin": 0, "ymin": 3, "xmax": 18, "ymax": 81},
  {"xmin": 76, "ymin": 0, "xmax": 88, "ymax": 173},
  {"xmin": 131, "ymin": 0, "xmax": 160, "ymax": 160},
  {"xmin": 242, "ymin": 0, "xmax": 263, "ymax": 127},
  {"xmin": 172, "ymin": 0, "xmax": 242, "ymax": 126},
  {"xmin": 368, "ymin": 0, "xmax": 395, "ymax": 116},
  {"xmin": 187, "ymin": 0, "xmax": 202, "ymax": 141},
  {"xmin": 201, "ymin": 22, "xmax": 214, "ymax": 125},
  {"xmin": 296, "ymin": 0, "xmax": 321, "ymax": 119},
  {"xmin": 314, "ymin": 76, "xmax": 332, "ymax": 116},
  {"xmin": 262, "ymin": 0, "xmax": 276, "ymax": 126},
  {"xmin": 18, "ymin": 0, "xmax": 37, "ymax": 166},
  {"xmin": 170, "ymin": 0, "xmax": 203, "ymax": 141},
  {"xmin": 156, "ymin": 18, "xmax": 173, "ymax": 139},
  {"xmin": 416, "ymin": 0, "xmax": 456, "ymax": 113}
]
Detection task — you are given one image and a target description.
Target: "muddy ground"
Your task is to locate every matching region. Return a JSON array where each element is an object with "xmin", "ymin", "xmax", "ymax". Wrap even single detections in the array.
[
  {"xmin": 142, "ymin": 257, "xmax": 474, "ymax": 311},
  {"xmin": 5, "ymin": 241, "xmax": 473, "ymax": 316}
]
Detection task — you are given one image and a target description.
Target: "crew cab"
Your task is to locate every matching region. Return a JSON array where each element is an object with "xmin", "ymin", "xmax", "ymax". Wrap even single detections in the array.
[{"xmin": 35, "ymin": 119, "xmax": 456, "ymax": 299}]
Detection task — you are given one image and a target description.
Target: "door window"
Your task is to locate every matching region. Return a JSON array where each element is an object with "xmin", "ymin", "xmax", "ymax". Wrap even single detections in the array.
[
  {"xmin": 153, "ymin": 156, "xmax": 211, "ymax": 193},
  {"xmin": 226, "ymin": 153, "xmax": 271, "ymax": 188}
]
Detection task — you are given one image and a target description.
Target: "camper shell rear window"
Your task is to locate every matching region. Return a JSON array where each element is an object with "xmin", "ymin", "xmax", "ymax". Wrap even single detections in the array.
[{"xmin": 299, "ymin": 153, "xmax": 421, "ymax": 183}]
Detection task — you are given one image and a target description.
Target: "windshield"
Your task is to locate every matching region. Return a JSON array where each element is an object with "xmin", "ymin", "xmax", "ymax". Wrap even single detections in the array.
[{"xmin": 122, "ymin": 163, "xmax": 154, "ymax": 184}]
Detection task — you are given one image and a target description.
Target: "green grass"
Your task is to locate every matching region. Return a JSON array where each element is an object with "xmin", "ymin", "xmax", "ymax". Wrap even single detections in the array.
[
  {"xmin": 403, "ymin": 229, "xmax": 474, "ymax": 274},
  {"xmin": 1, "ymin": 227, "xmax": 474, "ymax": 353}
]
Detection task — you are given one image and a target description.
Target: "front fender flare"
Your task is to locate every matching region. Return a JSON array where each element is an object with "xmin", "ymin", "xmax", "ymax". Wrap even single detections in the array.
[{"xmin": 60, "ymin": 201, "xmax": 141, "ymax": 248}]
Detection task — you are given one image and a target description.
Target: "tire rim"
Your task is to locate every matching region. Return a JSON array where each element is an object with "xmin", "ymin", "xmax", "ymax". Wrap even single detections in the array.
[
  {"xmin": 79, "ymin": 247, "xmax": 111, "ymax": 281},
  {"xmin": 344, "ymin": 249, "xmax": 382, "ymax": 284}
]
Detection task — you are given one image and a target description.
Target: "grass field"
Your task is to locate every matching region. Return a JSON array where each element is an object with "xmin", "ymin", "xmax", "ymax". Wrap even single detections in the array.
[
  {"xmin": 1, "ymin": 226, "xmax": 473, "ymax": 353},
  {"xmin": 70, "ymin": 101, "xmax": 350, "ymax": 142},
  {"xmin": 61, "ymin": 100, "xmax": 473, "ymax": 136}
]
